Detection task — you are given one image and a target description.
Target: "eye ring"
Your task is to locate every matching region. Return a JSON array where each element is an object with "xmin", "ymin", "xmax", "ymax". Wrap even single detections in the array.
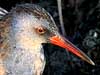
[{"xmin": 35, "ymin": 27, "xmax": 46, "ymax": 35}]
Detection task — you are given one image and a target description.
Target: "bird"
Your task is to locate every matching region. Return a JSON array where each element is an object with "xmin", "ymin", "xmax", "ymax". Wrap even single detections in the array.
[{"xmin": 0, "ymin": 3, "xmax": 95, "ymax": 75}]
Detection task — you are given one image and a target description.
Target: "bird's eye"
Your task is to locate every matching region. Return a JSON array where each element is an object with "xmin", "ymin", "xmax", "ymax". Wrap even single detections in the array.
[{"xmin": 35, "ymin": 27, "xmax": 46, "ymax": 35}]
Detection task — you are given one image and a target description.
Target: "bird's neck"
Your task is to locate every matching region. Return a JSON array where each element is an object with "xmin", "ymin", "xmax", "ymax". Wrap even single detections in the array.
[{"xmin": 8, "ymin": 27, "xmax": 45, "ymax": 75}]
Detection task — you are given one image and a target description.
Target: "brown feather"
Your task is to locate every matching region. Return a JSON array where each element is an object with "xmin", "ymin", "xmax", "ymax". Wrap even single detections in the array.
[{"xmin": 0, "ymin": 16, "xmax": 11, "ymax": 60}]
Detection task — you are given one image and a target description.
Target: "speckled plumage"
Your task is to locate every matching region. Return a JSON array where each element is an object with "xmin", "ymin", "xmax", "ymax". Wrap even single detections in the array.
[{"xmin": 0, "ymin": 4, "xmax": 58, "ymax": 75}]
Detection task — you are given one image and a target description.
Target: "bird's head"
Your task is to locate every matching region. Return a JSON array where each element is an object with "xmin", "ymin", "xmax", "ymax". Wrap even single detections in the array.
[{"xmin": 10, "ymin": 4, "xmax": 95, "ymax": 65}]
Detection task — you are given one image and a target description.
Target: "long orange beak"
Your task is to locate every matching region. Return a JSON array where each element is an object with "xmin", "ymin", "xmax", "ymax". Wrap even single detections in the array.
[{"xmin": 49, "ymin": 35, "xmax": 95, "ymax": 65}]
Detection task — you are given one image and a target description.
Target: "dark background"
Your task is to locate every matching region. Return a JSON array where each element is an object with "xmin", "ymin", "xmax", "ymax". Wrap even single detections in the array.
[{"xmin": 0, "ymin": 0, "xmax": 100, "ymax": 75}]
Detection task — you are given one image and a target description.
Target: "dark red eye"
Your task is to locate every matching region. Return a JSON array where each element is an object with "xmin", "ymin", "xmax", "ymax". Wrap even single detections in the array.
[{"xmin": 35, "ymin": 27, "xmax": 46, "ymax": 35}]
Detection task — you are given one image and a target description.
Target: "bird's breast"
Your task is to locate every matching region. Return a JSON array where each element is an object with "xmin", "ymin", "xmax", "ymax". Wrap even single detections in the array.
[{"xmin": 4, "ymin": 46, "xmax": 45, "ymax": 75}]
